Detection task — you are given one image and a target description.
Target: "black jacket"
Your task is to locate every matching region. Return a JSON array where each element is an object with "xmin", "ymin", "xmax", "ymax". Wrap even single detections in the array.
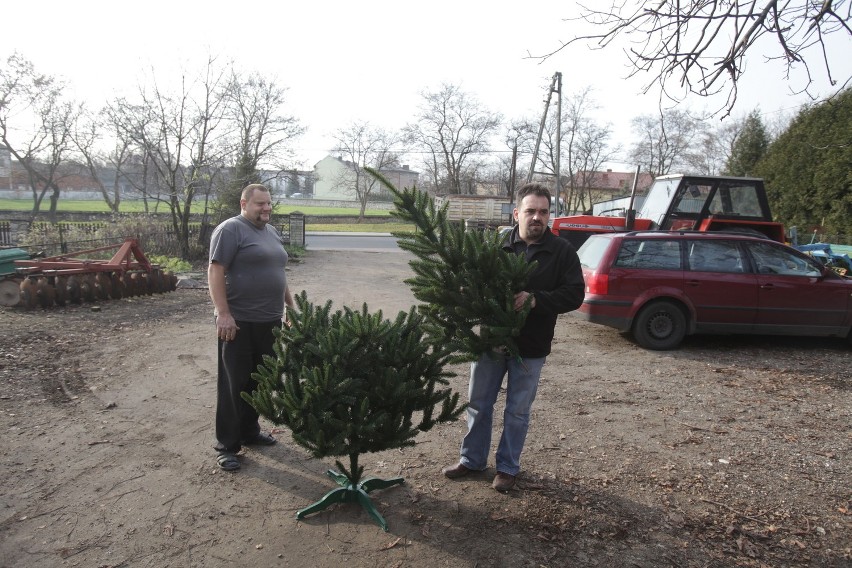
[{"xmin": 504, "ymin": 227, "xmax": 585, "ymax": 358}]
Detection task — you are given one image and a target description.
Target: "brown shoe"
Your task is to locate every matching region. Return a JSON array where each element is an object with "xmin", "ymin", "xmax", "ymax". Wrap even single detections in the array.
[
  {"xmin": 492, "ymin": 472, "xmax": 515, "ymax": 492},
  {"xmin": 442, "ymin": 462, "xmax": 472, "ymax": 479}
]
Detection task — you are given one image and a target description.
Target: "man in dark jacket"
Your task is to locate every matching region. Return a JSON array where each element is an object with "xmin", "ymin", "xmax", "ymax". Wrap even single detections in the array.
[{"xmin": 442, "ymin": 182, "xmax": 585, "ymax": 491}]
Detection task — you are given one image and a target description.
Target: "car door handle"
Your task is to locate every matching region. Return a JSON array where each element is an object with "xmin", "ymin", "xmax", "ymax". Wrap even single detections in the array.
[
  {"xmin": 686, "ymin": 279, "xmax": 701, "ymax": 286},
  {"xmin": 760, "ymin": 283, "xmax": 775, "ymax": 290}
]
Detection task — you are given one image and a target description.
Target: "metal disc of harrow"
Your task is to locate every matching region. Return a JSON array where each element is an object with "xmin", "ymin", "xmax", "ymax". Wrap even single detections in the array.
[
  {"xmin": 0, "ymin": 278, "xmax": 22, "ymax": 307},
  {"xmin": 109, "ymin": 272, "xmax": 125, "ymax": 299},
  {"xmin": 66, "ymin": 276, "xmax": 82, "ymax": 304},
  {"xmin": 94, "ymin": 273, "xmax": 112, "ymax": 300},
  {"xmin": 149, "ymin": 269, "xmax": 165, "ymax": 293},
  {"xmin": 36, "ymin": 276, "xmax": 55, "ymax": 309},
  {"xmin": 132, "ymin": 272, "xmax": 146, "ymax": 296},
  {"xmin": 124, "ymin": 273, "xmax": 138, "ymax": 296},
  {"xmin": 81, "ymin": 275, "xmax": 97, "ymax": 303},
  {"xmin": 140, "ymin": 272, "xmax": 153, "ymax": 295},
  {"xmin": 20, "ymin": 278, "xmax": 37, "ymax": 309},
  {"xmin": 54, "ymin": 275, "xmax": 68, "ymax": 307}
]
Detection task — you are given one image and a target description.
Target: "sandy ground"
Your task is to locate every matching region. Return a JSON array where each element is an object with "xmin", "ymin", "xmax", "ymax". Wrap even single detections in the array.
[{"xmin": 0, "ymin": 249, "xmax": 850, "ymax": 567}]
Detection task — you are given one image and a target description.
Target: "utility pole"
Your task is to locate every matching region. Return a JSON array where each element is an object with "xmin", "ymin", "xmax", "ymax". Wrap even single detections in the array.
[{"xmin": 526, "ymin": 72, "xmax": 563, "ymax": 215}]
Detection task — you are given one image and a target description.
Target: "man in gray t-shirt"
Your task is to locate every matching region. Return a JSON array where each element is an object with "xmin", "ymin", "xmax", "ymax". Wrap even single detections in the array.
[{"xmin": 208, "ymin": 184, "xmax": 294, "ymax": 471}]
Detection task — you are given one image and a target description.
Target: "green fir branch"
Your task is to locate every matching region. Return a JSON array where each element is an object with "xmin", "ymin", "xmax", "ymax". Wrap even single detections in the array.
[{"xmin": 365, "ymin": 167, "xmax": 534, "ymax": 361}]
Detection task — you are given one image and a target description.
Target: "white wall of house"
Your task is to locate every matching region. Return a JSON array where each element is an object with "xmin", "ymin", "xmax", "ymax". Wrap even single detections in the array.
[
  {"xmin": 313, "ymin": 156, "xmax": 356, "ymax": 201},
  {"xmin": 313, "ymin": 155, "xmax": 420, "ymax": 202}
]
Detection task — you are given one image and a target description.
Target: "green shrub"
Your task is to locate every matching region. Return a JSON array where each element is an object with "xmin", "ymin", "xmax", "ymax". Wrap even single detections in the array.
[{"xmin": 147, "ymin": 255, "xmax": 193, "ymax": 273}]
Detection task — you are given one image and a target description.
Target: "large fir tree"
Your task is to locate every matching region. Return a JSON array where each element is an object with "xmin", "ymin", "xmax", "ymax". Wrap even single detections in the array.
[
  {"xmin": 755, "ymin": 88, "xmax": 852, "ymax": 238},
  {"xmin": 724, "ymin": 109, "xmax": 770, "ymax": 177}
]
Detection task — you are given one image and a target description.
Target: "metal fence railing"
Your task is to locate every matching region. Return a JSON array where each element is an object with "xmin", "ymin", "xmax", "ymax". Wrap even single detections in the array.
[
  {"xmin": 0, "ymin": 220, "xmax": 12, "ymax": 246},
  {"xmin": 3, "ymin": 214, "xmax": 305, "ymax": 259}
]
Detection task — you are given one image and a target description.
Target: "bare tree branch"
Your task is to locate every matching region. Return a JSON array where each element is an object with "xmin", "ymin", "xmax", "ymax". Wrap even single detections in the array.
[{"xmin": 531, "ymin": 1, "xmax": 852, "ymax": 115}]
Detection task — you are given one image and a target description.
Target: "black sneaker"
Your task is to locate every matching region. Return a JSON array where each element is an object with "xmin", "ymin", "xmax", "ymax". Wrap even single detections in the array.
[{"xmin": 243, "ymin": 432, "xmax": 277, "ymax": 446}]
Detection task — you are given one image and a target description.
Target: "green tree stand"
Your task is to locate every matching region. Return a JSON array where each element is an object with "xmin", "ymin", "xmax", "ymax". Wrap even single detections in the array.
[{"xmin": 296, "ymin": 468, "xmax": 404, "ymax": 532}]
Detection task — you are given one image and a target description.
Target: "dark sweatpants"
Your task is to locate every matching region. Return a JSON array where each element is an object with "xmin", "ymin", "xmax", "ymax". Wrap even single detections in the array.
[{"xmin": 214, "ymin": 320, "xmax": 280, "ymax": 453}]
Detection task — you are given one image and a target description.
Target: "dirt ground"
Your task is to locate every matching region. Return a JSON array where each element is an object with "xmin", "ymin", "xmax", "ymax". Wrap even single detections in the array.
[{"xmin": 0, "ymin": 249, "xmax": 850, "ymax": 568}]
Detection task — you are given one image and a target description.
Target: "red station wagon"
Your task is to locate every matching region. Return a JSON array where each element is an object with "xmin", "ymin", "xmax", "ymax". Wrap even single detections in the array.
[{"xmin": 575, "ymin": 231, "xmax": 852, "ymax": 350}]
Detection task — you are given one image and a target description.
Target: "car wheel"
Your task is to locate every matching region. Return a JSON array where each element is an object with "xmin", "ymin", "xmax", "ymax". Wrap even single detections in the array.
[{"xmin": 632, "ymin": 300, "xmax": 687, "ymax": 350}]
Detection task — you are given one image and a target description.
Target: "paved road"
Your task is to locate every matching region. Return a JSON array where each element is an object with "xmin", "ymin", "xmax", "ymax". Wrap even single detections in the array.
[{"xmin": 305, "ymin": 232, "xmax": 402, "ymax": 252}]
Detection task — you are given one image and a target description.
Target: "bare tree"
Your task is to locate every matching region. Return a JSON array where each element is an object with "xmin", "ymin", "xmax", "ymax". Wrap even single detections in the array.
[
  {"xmin": 529, "ymin": 88, "xmax": 617, "ymax": 213},
  {"xmin": 683, "ymin": 118, "xmax": 742, "ymax": 175},
  {"xmin": 537, "ymin": 1, "xmax": 852, "ymax": 115},
  {"xmin": 331, "ymin": 121, "xmax": 402, "ymax": 219},
  {"xmin": 219, "ymin": 69, "xmax": 305, "ymax": 215},
  {"xmin": 109, "ymin": 58, "xmax": 230, "ymax": 258},
  {"xmin": 404, "ymin": 84, "xmax": 502, "ymax": 194},
  {"xmin": 71, "ymin": 107, "xmax": 137, "ymax": 213},
  {"xmin": 104, "ymin": 100, "xmax": 163, "ymax": 213},
  {"xmin": 0, "ymin": 52, "xmax": 79, "ymax": 217},
  {"xmin": 630, "ymin": 108, "xmax": 703, "ymax": 176},
  {"xmin": 500, "ymin": 119, "xmax": 538, "ymax": 202}
]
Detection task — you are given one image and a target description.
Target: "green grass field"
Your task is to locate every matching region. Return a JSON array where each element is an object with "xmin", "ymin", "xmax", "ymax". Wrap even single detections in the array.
[
  {"xmin": 0, "ymin": 198, "xmax": 393, "ymax": 217},
  {"xmin": 0, "ymin": 199, "xmax": 414, "ymax": 233}
]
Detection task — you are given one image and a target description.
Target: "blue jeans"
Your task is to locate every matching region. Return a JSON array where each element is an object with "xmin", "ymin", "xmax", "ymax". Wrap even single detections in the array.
[{"xmin": 459, "ymin": 351, "xmax": 546, "ymax": 476}]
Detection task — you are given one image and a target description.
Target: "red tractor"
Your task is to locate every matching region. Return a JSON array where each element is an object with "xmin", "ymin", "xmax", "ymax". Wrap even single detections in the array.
[{"xmin": 551, "ymin": 174, "xmax": 786, "ymax": 249}]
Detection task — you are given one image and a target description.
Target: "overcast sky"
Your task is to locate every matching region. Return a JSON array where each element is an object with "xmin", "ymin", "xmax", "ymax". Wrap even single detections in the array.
[{"xmin": 4, "ymin": 1, "xmax": 850, "ymax": 172}]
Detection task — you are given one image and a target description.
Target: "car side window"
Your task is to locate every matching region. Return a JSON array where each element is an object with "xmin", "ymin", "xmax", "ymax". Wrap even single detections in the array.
[
  {"xmin": 747, "ymin": 242, "xmax": 823, "ymax": 276},
  {"xmin": 687, "ymin": 240, "xmax": 745, "ymax": 273},
  {"xmin": 616, "ymin": 239, "xmax": 682, "ymax": 270}
]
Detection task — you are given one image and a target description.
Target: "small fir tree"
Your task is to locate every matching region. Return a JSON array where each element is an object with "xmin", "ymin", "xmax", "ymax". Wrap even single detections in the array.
[{"xmin": 245, "ymin": 292, "xmax": 463, "ymax": 530}]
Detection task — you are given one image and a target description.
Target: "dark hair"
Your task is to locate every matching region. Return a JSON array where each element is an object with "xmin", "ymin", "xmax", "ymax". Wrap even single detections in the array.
[{"xmin": 516, "ymin": 182, "xmax": 551, "ymax": 207}]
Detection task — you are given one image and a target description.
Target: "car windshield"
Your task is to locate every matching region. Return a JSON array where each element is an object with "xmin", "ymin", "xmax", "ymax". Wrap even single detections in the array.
[{"xmin": 638, "ymin": 178, "xmax": 680, "ymax": 228}]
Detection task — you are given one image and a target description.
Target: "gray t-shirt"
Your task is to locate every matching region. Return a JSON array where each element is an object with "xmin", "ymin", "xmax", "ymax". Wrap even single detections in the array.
[{"xmin": 209, "ymin": 215, "xmax": 289, "ymax": 322}]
